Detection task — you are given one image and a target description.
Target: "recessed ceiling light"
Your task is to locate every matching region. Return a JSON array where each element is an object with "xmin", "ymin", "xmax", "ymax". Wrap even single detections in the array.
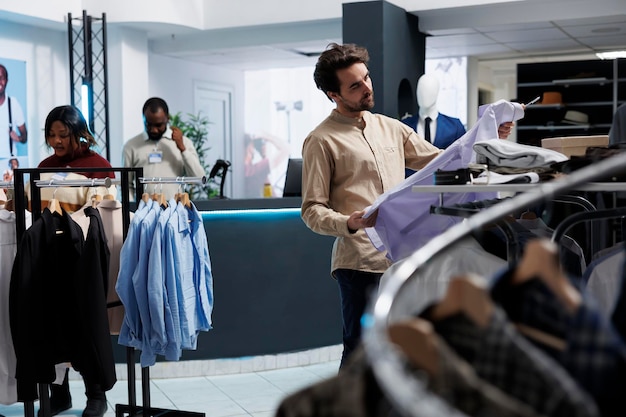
[
  {"xmin": 596, "ymin": 50, "xmax": 626, "ymax": 59},
  {"xmin": 591, "ymin": 27, "xmax": 621, "ymax": 34}
]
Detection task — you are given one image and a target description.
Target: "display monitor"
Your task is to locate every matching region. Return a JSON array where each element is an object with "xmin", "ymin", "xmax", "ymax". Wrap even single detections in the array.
[{"xmin": 283, "ymin": 158, "xmax": 303, "ymax": 197}]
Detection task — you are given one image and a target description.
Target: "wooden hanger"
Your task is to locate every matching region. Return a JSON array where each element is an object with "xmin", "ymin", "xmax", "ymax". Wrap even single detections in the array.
[
  {"xmin": 512, "ymin": 238, "xmax": 581, "ymax": 314},
  {"xmin": 2, "ymin": 189, "xmax": 14, "ymax": 212},
  {"xmin": 176, "ymin": 191, "xmax": 191, "ymax": 208},
  {"xmin": 47, "ymin": 197, "xmax": 63, "ymax": 216},
  {"xmin": 520, "ymin": 209, "xmax": 537, "ymax": 220},
  {"xmin": 92, "ymin": 193, "xmax": 103, "ymax": 208},
  {"xmin": 388, "ymin": 318, "xmax": 439, "ymax": 377},
  {"xmin": 4, "ymin": 197, "xmax": 14, "ymax": 212},
  {"xmin": 181, "ymin": 192, "xmax": 191, "ymax": 208},
  {"xmin": 429, "ymin": 274, "xmax": 494, "ymax": 329},
  {"xmin": 155, "ymin": 192, "xmax": 168, "ymax": 208}
]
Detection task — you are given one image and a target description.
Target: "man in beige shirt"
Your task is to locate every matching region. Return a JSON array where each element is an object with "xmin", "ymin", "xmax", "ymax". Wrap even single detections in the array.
[{"xmin": 301, "ymin": 43, "xmax": 442, "ymax": 368}]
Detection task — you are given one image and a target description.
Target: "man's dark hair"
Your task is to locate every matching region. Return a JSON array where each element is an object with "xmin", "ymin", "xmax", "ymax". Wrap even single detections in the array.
[
  {"xmin": 313, "ymin": 43, "xmax": 370, "ymax": 102},
  {"xmin": 142, "ymin": 97, "xmax": 169, "ymax": 116}
]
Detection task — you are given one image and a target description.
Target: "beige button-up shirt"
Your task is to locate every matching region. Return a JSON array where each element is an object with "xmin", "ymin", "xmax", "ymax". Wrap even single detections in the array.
[{"xmin": 301, "ymin": 110, "xmax": 441, "ymax": 276}]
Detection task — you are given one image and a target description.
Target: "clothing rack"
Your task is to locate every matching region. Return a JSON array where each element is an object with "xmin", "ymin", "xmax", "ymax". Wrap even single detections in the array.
[
  {"xmin": 139, "ymin": 176, "xmax": 206, "ymax": 185},
  {"xmin": 12, "ymin": 167, "xmax": 139, "ymax": 417},
  {"xmin": 552, "ymin": 206, "xmax": 626, "ymax": 247},
  {"xmin": 429, "ymin": 197, "xmax": 519, "ymax": 264},
  {"xmin": 429, "ymin": 193, "xmax": 601, "ymax": 266},
  {"xmin": 362, "ymin": 152, "xmax": 626, "ymax": 417},
  {"xmin": 114, "ymin": 175, "xmax": 206, "ymax": 417},
  {"xmin": 14, "ymin": 168, "xmax": 205, "ymax": 417},
  {"xmin": 33, "ymin": 177, "xmax": 117, "ymax": 188},
  {"xmin": 14, "ymin": 170, "xmax": 206, "ymax": 417}
]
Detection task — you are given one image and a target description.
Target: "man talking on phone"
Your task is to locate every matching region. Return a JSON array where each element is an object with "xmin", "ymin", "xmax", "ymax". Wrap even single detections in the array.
[{"xmin": 122, "ymin": 97, "xmax": 205, "ymax": 199}]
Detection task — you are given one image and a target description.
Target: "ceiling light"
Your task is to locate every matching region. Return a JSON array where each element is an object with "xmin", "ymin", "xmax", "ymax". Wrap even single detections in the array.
[
  {"xmin": 596, "ymin": 51, "xmax": 626, "ymax": 59},
  {"xmin": 591, "ymin": 27, "xmax": 620, "ymax": 34}
]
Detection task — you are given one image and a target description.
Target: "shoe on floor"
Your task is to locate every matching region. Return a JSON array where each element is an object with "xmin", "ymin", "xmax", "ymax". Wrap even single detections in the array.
[
  {"xmin": 82, "ymin": 397, "xmax": 107, "ymax": 417},
  {"xmin": 37, "ymin": 398, "xmax": 72, "ymax": 417}
]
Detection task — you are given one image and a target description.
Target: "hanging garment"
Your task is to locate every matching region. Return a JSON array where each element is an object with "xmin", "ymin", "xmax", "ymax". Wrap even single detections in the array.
[
  {"xmin": 116, "ymin": 199, "xmax": 153, "ymax": 349},
  {"xmin": 166, "ymin": 201, "xmax": 195, "ymax": 351},
  {"xmin": 116, "ymin": 196, "xmax": 214, "ymax": 368},
  {"xmin": 382, "ymin": 236, "xmax": 507, "ymax": 323},
  {"xmin": 71, "ymin": 207, "xmax": 116, "ymax": 390},
  {"xmin": 9, "ymin": 208, "xmax": 116, "ymax": 401},
  {"xmin": 96, "ymin": 198, "xmax": 129, "ymax": 334},
  {"xmin": 610, "ymin": 249, "xmax": 626, "ymax": 342},
  {"xmin": 0, "ymin": 208, "xmax": 31, "ymax": 405},
  {"xmin": 365, "ymin": 100, "xmax": 525, "ymax": 262},
  {"xmin": 584, "ymin": 246, "xmax": 623, "ymax": 317},
  {"xmin": 476, "ymin": 221, "xmax": 585, "ymax": 278},
  {"xmin": 188, "ymin": 201, "xmax": 214, "ymax": 335},
  {"xmin": 491, "ymin": 268, "xmax": 626, "ymax": 417},
  {"xmin": 516, "ymin": 217, "xmax": 586, "ymax": 277},
  {"xmin": 73, "ymin": 199, "xmax": 130, "ymax": 334},
  {"xmin": 277, "ymin": 343, "xmax": 548, "ymax": 417},
  {"xmin": 145, "ymin": 201, "xmax": 177, "ymax": 366},
  {"xmin": 421, "ymin": 306, "xmax": 600, "ymax": 417}
]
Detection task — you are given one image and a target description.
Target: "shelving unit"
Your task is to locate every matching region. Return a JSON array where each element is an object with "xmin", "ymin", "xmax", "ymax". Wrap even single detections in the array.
[{"xmin": 516, "ymin": 58, "xmax": 626, "ymax": 147}]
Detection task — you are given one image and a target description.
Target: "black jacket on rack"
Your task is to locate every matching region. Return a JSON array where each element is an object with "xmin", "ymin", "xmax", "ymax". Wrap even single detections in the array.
[{"xmin": 9, "ymin": 208, "xmax": 116, "ymax": 401}]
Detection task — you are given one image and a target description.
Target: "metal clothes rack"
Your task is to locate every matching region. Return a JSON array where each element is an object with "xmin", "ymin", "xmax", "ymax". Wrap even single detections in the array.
[
  {"xmin": 552, "ymin": 206, "xmax": 626, "ymax": 247},
  {"xmin": 12, "ymin": 167, "xmax": 139, "ymax": 417},
  {"xmin": 429, "ymin": 197, "xmax": 519, "ymax": 264},
  {"xmin": 115, "ymin": 175, "xmax": 206, "ymax": 417},
  {"xmin": 14, "ymin": 168, "xmax": 205, "ymax": 417},
  {"xmin": 363, "ymin": 152, "xmax": 626, "ymax": 417},
  {"xmin": 139, "ymin": 176, "xmax": 206, "ymax": 186},
  {"xmin": 423, "ymin": 185, "xmax": 608, "ymax": 271}
]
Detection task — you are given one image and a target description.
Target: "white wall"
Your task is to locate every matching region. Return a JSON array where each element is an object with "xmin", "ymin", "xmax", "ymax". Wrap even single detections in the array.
[
  {"xmin": 106, "ymin": 27, "xmax": 151, "ymax": 167},
  {"xmin": 148, "ymin": 53, "xmax": 246, "ymax": 196}
]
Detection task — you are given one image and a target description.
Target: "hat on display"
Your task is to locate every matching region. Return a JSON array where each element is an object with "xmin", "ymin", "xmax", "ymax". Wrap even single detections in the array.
[
  {"xmin": 541, "ymin": 91, "xmax": 563, "ymax": 105},
  {"xmin": 562, "ymin": 110, "xmax": 589, "ymax": 125}
]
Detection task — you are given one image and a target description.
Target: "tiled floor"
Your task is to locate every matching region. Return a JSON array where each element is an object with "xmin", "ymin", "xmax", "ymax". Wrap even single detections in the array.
[{"xmin": 0, "ymin": 349, "xmax": 341, "ymax": 417}]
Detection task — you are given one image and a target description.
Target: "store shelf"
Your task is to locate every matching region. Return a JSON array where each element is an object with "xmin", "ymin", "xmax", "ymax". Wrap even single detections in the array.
[{"xmin": 516, "ymin": 58, "xmax": 625, "ymax": 147}]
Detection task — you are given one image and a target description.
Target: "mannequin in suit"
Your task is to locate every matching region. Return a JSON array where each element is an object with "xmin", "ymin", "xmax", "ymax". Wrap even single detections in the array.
[
  {"xmin": 402, "ymin": 74, "xmax": 515, "ymax": 149},
  {"xmin": 402, "ymin": 74, "xmax": 466, "ymax": 149}
]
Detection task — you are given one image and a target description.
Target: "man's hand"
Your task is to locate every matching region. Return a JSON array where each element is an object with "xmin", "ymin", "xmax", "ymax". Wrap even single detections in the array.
[
  {"xmin": 498, "ymin": 122, "xmax": 514, "ymax": 139},
  {"xmin": 9, "ymin": 130, "xmax": 21, "ymax": 142},
  {"xmin": 347, "ymin": 209, "xmax": 378, "ymax": 233},
  {"xmin": 171, "ymin": 126, "xmax": 186, "ymax": 152}
]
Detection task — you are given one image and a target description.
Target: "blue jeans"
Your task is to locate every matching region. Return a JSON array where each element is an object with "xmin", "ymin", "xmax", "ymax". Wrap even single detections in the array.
[{"xmin": 334, "ymin": 269, "xmax": 382, "ymax": 368}]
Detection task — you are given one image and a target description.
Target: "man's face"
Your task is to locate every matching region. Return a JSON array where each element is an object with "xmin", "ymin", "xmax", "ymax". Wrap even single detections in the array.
[
  {"xmin": 144, "ymin": 108, "xmax": 169, "ymax": 140},
  {"xmin": 0, "ymin": 67, "xmax": 7, "ymax": 96},
  {"xmin": 329, "ymin": 62, "xmax": 374, "ymax": 115}
]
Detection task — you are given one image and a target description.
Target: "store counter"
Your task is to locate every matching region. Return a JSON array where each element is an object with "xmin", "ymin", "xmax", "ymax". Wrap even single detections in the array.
[{"xmin": 111, "ymin": 198, "xmax": 341, "ymax": 362}]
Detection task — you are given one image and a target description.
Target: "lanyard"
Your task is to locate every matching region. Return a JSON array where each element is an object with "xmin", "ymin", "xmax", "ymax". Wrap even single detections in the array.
[{"xmin": 7, "ymin": 97, "xmax": 13, "ymax": 157}]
